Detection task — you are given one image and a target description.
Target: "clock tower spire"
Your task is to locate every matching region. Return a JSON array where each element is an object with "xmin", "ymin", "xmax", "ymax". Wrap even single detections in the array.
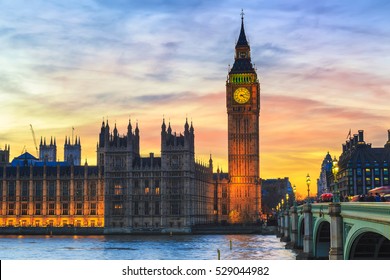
[{"xmin": 226, "ymin": 12, "xmax": 261, "ymax": 223}]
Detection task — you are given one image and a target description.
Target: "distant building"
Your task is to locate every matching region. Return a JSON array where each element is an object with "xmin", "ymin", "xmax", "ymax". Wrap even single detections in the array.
[
  {"xmin": 261, "ymin": 177, "xmax": 292, "ymax": 215},
  {"xmin": 317, "ymin": 152, "xmax": 333, "ymax": 195},
  {"xmin": 39, "ymin": 137, "xmax": 57, "ymax": 162},
  {"xmin": 213, "ymin": 169, "xmax": 229, "ymax": 223},
  {"xmin": 64, "ymin": 136, "xmax": 81, "ymax": 165},
  {"xmin": 0, "ymin": 145, "xmax": 10, "ymax": 167},
  {"xmin": 335, "ymin": 130, "xmax": 390, "ymax": 197}
]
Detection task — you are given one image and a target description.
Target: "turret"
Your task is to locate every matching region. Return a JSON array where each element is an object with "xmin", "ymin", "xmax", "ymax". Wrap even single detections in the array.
[
  {"xmin": 135, "ymin": 122, "xmax": 139, "ymax": 136},
  {"xmin": 64, "ymin": 135, "xmax": 81, "ymax": 165},
  {"xmin": 161, "ymin": 118, "xmax": 166, "ymax": 133},
  {"xmin": 39, "ymin": 136, "xmax": 57, "ymax": 162},
  {"xmin": 127, "ymin": 119, "xmax": 132, "ymax": 135},
  {"xmin": 184, "ymin": 118, "xmax": 189, "ymax": 136}
]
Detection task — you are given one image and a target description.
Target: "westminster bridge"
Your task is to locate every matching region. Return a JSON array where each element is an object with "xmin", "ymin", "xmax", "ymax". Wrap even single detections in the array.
[{"xmin": 277, "ymin": 202, "xmax": 390, "ymax": 260}]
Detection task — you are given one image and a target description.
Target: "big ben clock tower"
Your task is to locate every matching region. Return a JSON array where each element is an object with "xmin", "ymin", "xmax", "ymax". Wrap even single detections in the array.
[{"xmin": 226, "ymin": 12, "xmax": 261, "ymax": 223}]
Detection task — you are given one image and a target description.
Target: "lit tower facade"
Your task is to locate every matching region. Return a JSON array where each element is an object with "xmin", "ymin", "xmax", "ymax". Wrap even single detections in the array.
[{"xmin": 226, "ymin": 13, "xmax": 261, "ymax": 223}]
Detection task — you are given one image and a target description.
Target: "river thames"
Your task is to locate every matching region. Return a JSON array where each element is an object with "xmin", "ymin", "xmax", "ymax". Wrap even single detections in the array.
[{"xmin": 0, "ymin": 234, "xmax": 296, "ymax": 260}]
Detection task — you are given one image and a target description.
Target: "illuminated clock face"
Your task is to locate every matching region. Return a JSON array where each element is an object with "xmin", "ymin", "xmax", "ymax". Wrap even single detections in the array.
[{"xmin": 233, "ymin": 87, "xmax": 250, "ymax": 104}]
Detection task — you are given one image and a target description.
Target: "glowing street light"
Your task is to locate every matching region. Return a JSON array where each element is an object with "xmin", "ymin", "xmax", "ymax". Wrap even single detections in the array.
[
  {"xmin": 306, "ymin": 173, "xmax": 311, "ymax": 203},
  {"xmin": 293, "ymin": 185, "xmax": 297, "ymax": 206},
  {"xmin": 332, "ymin": 156, "xmax": 340, "ymax": 203},
  {"xmin": 286, "ymin": 193, "xmax": 289, "ymax": 208}
]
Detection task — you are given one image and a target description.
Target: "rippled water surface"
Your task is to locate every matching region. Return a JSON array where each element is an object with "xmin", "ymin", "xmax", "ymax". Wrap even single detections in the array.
[{"xmin": 0, "ymin": 234, "xmax": 296, "ymax": 260}]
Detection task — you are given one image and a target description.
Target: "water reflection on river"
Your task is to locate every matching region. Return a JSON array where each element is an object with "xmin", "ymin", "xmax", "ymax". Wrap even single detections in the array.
[{"xmin": 0, "ymin": 234, "xmax": 296, "ymax": 260}]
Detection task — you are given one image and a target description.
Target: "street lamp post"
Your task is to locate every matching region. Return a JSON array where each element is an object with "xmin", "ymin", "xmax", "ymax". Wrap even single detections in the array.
[
  {"xmin": 306, "ymin": 173, "xmax": 311, "ymax": 203},
  {"xmin": 293, "ymin": 185, "xmax": 297, "ymax": 207},
  {"xmin": 332, "ymin": 157, "xmax": 340, "ymax": 203}
]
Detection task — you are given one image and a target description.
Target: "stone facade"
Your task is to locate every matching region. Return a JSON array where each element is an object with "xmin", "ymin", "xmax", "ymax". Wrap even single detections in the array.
[
  {"xmin": 98, "ymin": 119, "xmax": 214, "ymax": 233},
  {"xmin": 0, "ymin": 164, "xmax": 104, "ymax": 228},
  {"xmin": 317, "ymin": 152, "xmax": 333, "ymax": 195}
]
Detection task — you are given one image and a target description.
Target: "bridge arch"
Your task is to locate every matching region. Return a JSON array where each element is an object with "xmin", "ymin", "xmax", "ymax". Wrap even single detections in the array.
[
  {"xmin": 313, "ymin": 218, "xmax": 330, "ymax": 259},
  {"xmin": 345, "ymin": 227, "xmax": 390, "ymax": 260}
]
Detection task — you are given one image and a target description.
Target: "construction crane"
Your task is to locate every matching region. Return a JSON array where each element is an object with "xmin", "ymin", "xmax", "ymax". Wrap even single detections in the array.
[{"xmin": 30, "ymin": 124, "xmax": 39, "ymax": 157}]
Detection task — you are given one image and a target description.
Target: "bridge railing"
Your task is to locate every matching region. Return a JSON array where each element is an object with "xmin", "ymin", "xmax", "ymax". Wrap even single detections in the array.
[{"xmin": 339, "ymin": 202, "xmax": 390, "ymax": 224}]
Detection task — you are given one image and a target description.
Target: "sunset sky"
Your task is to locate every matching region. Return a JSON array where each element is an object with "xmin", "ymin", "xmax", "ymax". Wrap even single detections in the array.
[{"xmin": 1, "ymin": 0, "xmax": 390, "ymax": 195}]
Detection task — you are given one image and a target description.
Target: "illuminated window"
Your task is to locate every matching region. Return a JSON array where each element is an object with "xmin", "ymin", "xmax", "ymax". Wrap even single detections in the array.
[
  {"xmin": 155, "ymin": 180, "xmax": 160, "ymax": 194},
  {"xmin": 35, "ymin": 203, "xmax": 41, "ymax": 215},
  {"xmin": 114, "ymin": 185, "xmax": 122, "ymax": 195},
  {"xmin": 144, "ymin": 180, "xmax": 149, "ymax": 194},
  {"xmin": 62, "ymin": 203, "xmax": 69, "ymax": 215},
  {"xmin": 76, "ymin": 203, "xmax": 83, "ymax": 215},
  {"xmin": 21, "ymin": 203, "xmax": 28, "ymax": 215},
  {"xmin": 8, "ymin": 203, "xmax": 14, "ymax": 215},
  {"xmin": 384, "ymin": 168, "xmax": 389, "ymax": 176},
  {"xmin": 90, "ymin": 203, "xmax": 97, "ymax": 215},
  {"xmin": 113, "ymin": 203, "xmax": 123, "ymax": 215},
  {"xmin": 48, "ymin": 203, "xmax": 55, "ymax": 215}
]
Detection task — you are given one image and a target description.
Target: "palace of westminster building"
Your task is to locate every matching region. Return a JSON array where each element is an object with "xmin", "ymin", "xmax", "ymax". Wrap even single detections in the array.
[{"xmin": 0, "ymin": 16, "xmax": 262, "ymax": 233}]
